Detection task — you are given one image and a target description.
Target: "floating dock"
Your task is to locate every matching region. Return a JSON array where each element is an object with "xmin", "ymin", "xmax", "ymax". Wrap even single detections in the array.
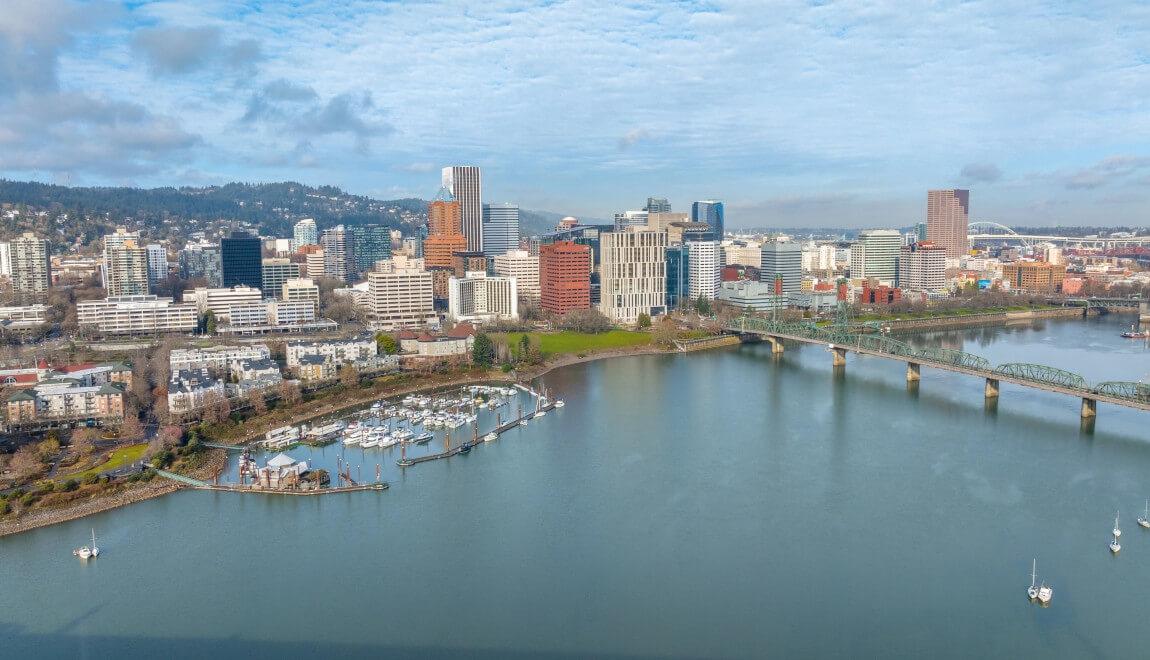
[{"xmin": 396, "ymin": 398, "xmax": 557, "ymax": 468}]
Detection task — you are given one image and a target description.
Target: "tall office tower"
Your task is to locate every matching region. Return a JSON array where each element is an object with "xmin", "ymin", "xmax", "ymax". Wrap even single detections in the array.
[
  {"xmin": 926, "ymin": 189, "xmax": 970, "ymax": 258},
  {"xmin": 850, "ymin": 229, "xmax": 902, "ymax": 284},
  {"xmin": 179, "ymin": 242, "xmax": 223, "ymax": 287},
  {"xmin": 428, "ymin": 190, "xmax": 462, "ymax": 235},
  {"xmin": 0, "ymin": 242, "xmax": 11, "ymax": 276},
  {"xmin": 493, "ymin": 249, "xmax": 540, "ymax": 300},
  {"xmin": 691, "ymin": 200, "xmax": 725, "ymax": 241},
  {"xmin": 221, "ymin": 231, "xmax": 263, "ymax": 289},
  {"xmin": 647, "ymin": 212, "xmax": 689, "ymax": 232},
  {"xmin": 367, "ymin": 255, "xmax": 435, "ymax": 329},
  {"xmin": 599, "ymin": 229, "xmax": 667, "ymax": 324},
  {"xmin": 898, "ymin": 241, "xmax": 947, "ymax": 292},
  {"xmin": 686, "ymin": 240, "xmax": 720, "ymax": 301},
  {"xmin": 293, "ymin": 218, "xmax": 318, "ymax": 248},
  {"xmin": 320, "ymin": 225, "xmax": 354, "ymax": 281},
  {"xmin": 441, "ymin": 166, "xmax": 483, "ymax": 252},
  {"xmin": 915, "ymin": 222, "xmax": 928, "ymax": 242},
  {"xmin": 424, "ymin": 234, "xmax": 468, "ymax": 269},
  {"xmin": 262, "ymin": 258, "xmax": 301, "ymax": 299},
  {"xmin": 10, "ymin": 233, "xmax": 51, "ymax": 303},
  {"xmin": 102, "ymin": 227, "xmax": 140, "ymax": 290},
  {"xmin": 665, "ymin": 245, "xmax": 690, "ymax": 309},
  {"xmin": 645, "ymin": 197, "xmax": 671, "ymax": 213},
  {"xmin": 539, "ymin": 241, "xmax": 591, "ymax": 315},
  {"xmin": 613, "ymin": 210, "xmax": 648, "ymax": 231},
  {"xmin": 146, "ymin": 244, "xmax": 167, "ymax": 287},
  {"xmin": 105, "ymin": 239, "xmax": 150, "ymax": 296},
  {"xmin": 481, "ymin": 203, "xmax": 519, "ymax": 256},
  {"xmin": 759, "ymin": 241, "xmax": 802, "ymax": 296},
  {"xmin": 352, "ymin": 224, "xmax": 392, "ymax": 273}
]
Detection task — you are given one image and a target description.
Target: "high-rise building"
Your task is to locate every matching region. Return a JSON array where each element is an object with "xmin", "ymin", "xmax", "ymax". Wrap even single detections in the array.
[
  {"xmin": 686, "ymin": 240, "xmax": 720, "ymax": 301},
  {"xmin": 613, "ymin": 210, "xmax": 648, "ymax": 231},
  {"xmin": 428, "ymin": 191, "xmax": 462, "ymax": 236},
  {"xmin": 540, "ymin": 241, "xmax": 591, "ymax": 315},
  {"xmin": 367, "ymin": 256, "xmax": 435, "ymax": 329},
  {"xmin": 850, "ymin": 229, "xmax": 902, "ymax": 284},
  {"xmin": 10, "ymin": 233, "xmax": 51, "ymax": 303},
  {"xmin": 915, "ymin": 222, "xmax": 928, "ymax": 242},
  {"xmin": 0, "ymin": 242, "xmax": 11, "ymax": 277},
  {"xmin": 647, "ymin": 212, "xmax": 689, "ymax": 232},
  {"xmin": 645, "ymin": 197, "xmax": 671, "ymax": 213},
  {"xmin": 442, "ymin": 166, "xmax": 483, "ymax": 252},
  {"xmin": 898, "ymin": 241, "xmax": 947, "ymax": 292},
  {"xmin": 179, "ymin": 242, "xmax": 222, "ymax": 287},
  {"xmin": 146, "ymin": 244, "xmax": 168, "ymax": 287},
  {"xmin": 352, "ymin": 224, "xmax": 392, "ymax": 273},
  {"xmin": 691, "ymin": 201, "xmax": 725, "ymax": 240},
  {"xmin": 424, "ymin": 234, "xmax": 468, "ymax": 270},
  {"xmin": 105, "ymin": 239, "xmax": 150, "ymax": 297},
  {"xmin": 666, "ymin": 245, "xmax": 690, "ymax": 309},
  {"xmin": 262, "ymin": 258, "xmax": 301, "ymax": 299},
  {"xmin": 759, "ymin": 242, "xmax": 802, "ymax": 296},
  {"xmin": 599, "ymin": 229, "xmax": 667, "ymax": 324},
  {"xmin": 293, "ymin": 219, "xmax": 318, "ymax": 249},
  {"xmin": 448, "ymin": 271, "xmax": 518, "ymax": 323},
  {"xmin": 481, "ymin": 203, "xmax": 519, "ymax": 256},
  {"xmin": 102, "ymin": 227, "xmax": 140, "ymax": 290},
  {"xmin": 493, "ymin": 250, "xmax": 539, "ymax": 301},
  {"xmin": 926, "ymin": 189, "xmax": 970, "ymax": 258},
  {"xmin": 281, "ymin": 278, "xmax": 320, "ymax": 307},
  {"xmin": 221, "ymin": 231, "xmax": 263, "ymax": 289},
  {"xmin": 320, "ymin": 225, "xmax": 354, "ymax": 281}
]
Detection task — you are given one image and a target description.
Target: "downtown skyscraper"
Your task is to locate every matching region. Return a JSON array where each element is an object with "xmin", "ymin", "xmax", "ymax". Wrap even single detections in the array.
[
  {"xmin": 442, "ymin": 166, "xmax": 483, "ymax": 252},
  {"xmin": 481, "ymin": 203, "xmax": 520, "ymax": 256},
  {"xmin": 926, "ymin": 189, "xmax": 969, "ymax": 258},
  {"xmin": 691, "ymin": 201, "xmax": 725, "ymax": 240}
]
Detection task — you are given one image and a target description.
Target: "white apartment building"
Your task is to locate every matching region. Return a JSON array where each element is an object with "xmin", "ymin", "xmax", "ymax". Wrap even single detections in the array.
[
  {"xmin": 183, "ymin": 285, "xmax": 263, "ymax": 321},
  {"xmin": 898, "ymin": 242, "xmax": 947, "ymax": 292},
  {"xmin": 366, "ymin": 256, "xmax": 435, "ymax": 329},
  {"xmin": 0, "ymin": 304, "xmax": 48, "ymax": 329},
  {"xmin": 687, "ymin": 241, "xmax": 720, "ymax": 300},
  {"xmin": 76, "ymin": 295, "xmax": 198, "ymax": 335},
  {"xmin": 286, "ymin": 336, "xmax": 378, "ymax": 368},
  {"xmin": 492, "ymin": 250, "xmax": 540, "ymax": 300},
  {"xmin": 599, "ymin": 229, "xmax": 667, "ymax": 324},
  {"xmin": 167, "ymin": 369, "xmax": 226, "ymax": 414},
  {"xmin": 282, "ymin": 278, "xmax": 320, "ymax": 306},
  {"xmin": 146, "ymin": 243, "xmax": 168, "ymax": 286},
  {"xmin": 104, "ymin": 238, "xmax": 150, "ymax": 296},
  {"xmin": 0, "ymin": 242, "xmax": 11, "ymax": 276},
  {"xmin": 261, "ymin": 258, "xmax": 300, "ymax": 299},
  {"xmin": 294, "ymin": 218, "xmax": 318, "ymax": 248},
  {"xmin": 169, "ymin": 344, "xmax": 272, "ymax": 373},
  {"xmin": 448, "ymin": 271, "xmax": 518, "ymax": 324}
]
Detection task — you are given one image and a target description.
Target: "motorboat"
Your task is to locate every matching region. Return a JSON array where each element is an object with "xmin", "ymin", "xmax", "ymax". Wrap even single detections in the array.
[
  {"xmin": 74, "ymin": 529, "xmax": 99, "ymax": 559},
  {"xmin": 1037, "ymin": 582, "xmax": 1053, "ymax": 605},
  {"xmin": 483, "ymin": 433, "xmax": 498, "ymax": 443},
  {"xmin": 412, "ymin": 432, "xmax": 433, "ymax": 445},
  {"xmin": 554, "ymin": 400, "xmax": 565, "ymax": 408}
]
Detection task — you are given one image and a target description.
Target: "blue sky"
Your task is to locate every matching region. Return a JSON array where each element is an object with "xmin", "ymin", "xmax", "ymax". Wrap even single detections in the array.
[{"xmin": 1, "ymin": 1, "xmax": 1149, "ymax": 228}]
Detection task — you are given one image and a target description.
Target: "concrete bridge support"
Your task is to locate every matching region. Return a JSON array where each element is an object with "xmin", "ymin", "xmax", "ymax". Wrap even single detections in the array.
[
  {"xmin": 831, "ymin": 346, "xmax": 847, "ymax": 367},
  {"xmin": 985, "ymin": 378, "xmax": 1000, "ymax": 399},
  {"xmin": 907, "ymin": 362, "xmax": 921, "ymax": 382},
  {"xmin": 1081, "ymin": 397, "xmax": 1097, "ymax": 419},
  {"xmin": 766, "ymin": 336, "xmax": 785, "ymax": 354}
]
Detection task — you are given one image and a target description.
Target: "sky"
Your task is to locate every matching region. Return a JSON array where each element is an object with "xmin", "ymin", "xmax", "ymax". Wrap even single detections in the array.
[{"xmin": 1, "ymin": 1, "xmax": 1149, "ymax": 228}]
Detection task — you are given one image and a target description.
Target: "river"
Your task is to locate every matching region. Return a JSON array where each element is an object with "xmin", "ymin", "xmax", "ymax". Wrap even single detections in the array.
[{"xmin": 2, "ymin": 315, "xmax": 1149, "ymax": 658}]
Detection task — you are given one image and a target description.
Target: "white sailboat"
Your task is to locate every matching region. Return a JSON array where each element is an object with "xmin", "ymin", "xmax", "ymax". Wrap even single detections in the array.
[
  {"xmin": 1113, "ymin": 510, "xmax": 1122, "ymax": 538},
  {"xmin": 89, "ymin": 529, "xmax": 100, "ymax": 557},
  {"xmin": 1027, "ymin": 559, "xmax": 1039, "ymax": 601},
  {"xmin": 1110, "ymin": 511, "xmax": 1122, "ymax": 554},
  {"xmin": 73, "ymin": 528, "xmax": 99, "ymax": 559},
  {"xmin": 1138, "ymin": 500, "xmax": 1150, "ymax": 529}
]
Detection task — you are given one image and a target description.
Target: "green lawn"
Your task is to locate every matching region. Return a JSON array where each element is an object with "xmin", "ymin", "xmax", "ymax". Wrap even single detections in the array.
[
  {"xmin": 56, "ymin": 443, "xmax": 149, "ymax": 482},
  {"xmin": 498, "ymin": 331, "xmax": 651, "ymax": 357}
]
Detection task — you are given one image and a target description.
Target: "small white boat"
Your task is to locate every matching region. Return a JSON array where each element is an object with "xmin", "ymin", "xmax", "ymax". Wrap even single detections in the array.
[
  {"xmin": 483, "ymin": 433, "xmax": 498, "ymax": 443},
  {"xmin": 1037, "ymin": 581, "xmax": 1052, "ymax": 605},
  {"xmin": 1110, "ymin": 536, "xmax": 1121, "ymax": 554},
  {"xmin": 74, "ymin": 529, "xmax": 99, "ymax": 559},
  {"xmin": 1113, "ymin": 510, "xmax": 1122, "ymax": 538},
  {"xmin": 554, "ymin": 400, "xmax": 565, "ymax": 408},
  {"xmin": 535, "ymin": 410, "xmax": 547, "ymax": 417},
  {"xmin": 1138, "ymin": 499, "xmax": 1150, "ymax": 529},
  {"xmin": 1027, "ymin": 559, "xmax": 1039, "ymax": 601}
]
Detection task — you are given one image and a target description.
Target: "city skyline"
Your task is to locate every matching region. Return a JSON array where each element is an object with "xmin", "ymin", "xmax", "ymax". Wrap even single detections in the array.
[{"xmin": 1, "ymin": 1, "xmax": 1148, "ymax": 228}]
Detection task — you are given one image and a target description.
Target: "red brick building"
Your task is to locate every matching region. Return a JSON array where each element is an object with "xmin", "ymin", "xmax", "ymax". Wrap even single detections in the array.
[
  {"xmin": 858, "ymin": 281, "xmax": 902, "ymax": 304},
  {"xmin": 540, "ymin": 241, "xmax": 591, "ymax": 315}
]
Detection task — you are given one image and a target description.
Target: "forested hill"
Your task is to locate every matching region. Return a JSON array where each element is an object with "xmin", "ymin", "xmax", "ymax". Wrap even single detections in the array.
[{"xmin": 0, "ymin": 179, "xmax": 574, "ymax": 243}]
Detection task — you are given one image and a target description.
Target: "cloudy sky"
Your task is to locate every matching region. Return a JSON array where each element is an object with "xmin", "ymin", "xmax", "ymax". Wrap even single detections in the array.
[{"xmin": 1, "ymin": 1, "xmax": 1148, "ymax": 228}]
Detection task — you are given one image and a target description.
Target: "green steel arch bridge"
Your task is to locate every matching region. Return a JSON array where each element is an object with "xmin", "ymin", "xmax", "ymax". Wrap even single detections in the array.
[{"xmin": 725, "ymin": 315, "xmax": 1150, "ymax": 420}]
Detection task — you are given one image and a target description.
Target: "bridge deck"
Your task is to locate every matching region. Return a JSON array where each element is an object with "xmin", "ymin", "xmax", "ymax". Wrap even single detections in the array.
[{"xmin": 739, "ymin": 329, "xmax": 1150, "ymax": 412}]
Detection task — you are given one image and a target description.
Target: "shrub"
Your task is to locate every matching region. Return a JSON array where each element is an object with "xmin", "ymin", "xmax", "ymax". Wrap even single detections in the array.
[
  {"xmin": 82, "ymin": 473, "xmax": 100, "ymax": 486},
  {"xmin": 19, "ymin": 493, "xmax": 36, "ymax": 508},
  {"xmin": 0, "ymin": 501, "xmax": 10, "ymax": 515},
  {"xmin": 62, "ymin": 479, "xmax": 80, "ymax": 492}
]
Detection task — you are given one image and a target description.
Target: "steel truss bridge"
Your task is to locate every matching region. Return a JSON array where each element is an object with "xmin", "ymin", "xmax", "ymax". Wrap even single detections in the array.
[{"xmin": 726, "ymin": 316, "xmax": 1150, "ymax": 419}]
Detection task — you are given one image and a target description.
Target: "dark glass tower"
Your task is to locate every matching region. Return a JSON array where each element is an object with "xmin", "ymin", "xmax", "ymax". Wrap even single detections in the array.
[
  {"xmin": 221, "ymin": 231, "xmax": 263, "ymax": 289},
  {"xmin": 691, "ymin": 201, "xmax": 725, "ymax": 241},
  {"xmin": 353, "ymin": 224, "xmax": 392, "ymax": 273}
]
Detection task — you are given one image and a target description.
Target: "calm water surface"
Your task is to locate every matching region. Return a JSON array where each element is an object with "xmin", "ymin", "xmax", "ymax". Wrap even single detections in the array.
[{"xmin": 2, "ymin": 315, "xmax": 1149, "ymax": 659}]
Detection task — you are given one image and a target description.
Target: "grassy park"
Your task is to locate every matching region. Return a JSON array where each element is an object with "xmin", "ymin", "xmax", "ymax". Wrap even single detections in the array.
[
  {"xmin": 497, "ymin": 331, "xmax": 651, "ymax": 357},
  {"xmin": 54, "ymin": 443, "xmax": 149, "ymax": 483}
]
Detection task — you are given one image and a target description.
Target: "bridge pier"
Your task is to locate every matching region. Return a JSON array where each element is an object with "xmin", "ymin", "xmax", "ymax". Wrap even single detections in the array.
[
  {"xmin": 985, "ymin": 378, "xmax": 999, "ymax": 399},
  {"xmin": 906, "ymin": 362, "xmax": 920, "ymax": 382},
  {"xmin": 1081, "ymin": 397, "xmax": 1097, "ymax": 419},
  {"xmin": 766, "ymin": 335, "xmax": 784, "ymax": 354},
  {"xmin": 831, "ymin": 346, "xmax": 847, "ymax": 367}
]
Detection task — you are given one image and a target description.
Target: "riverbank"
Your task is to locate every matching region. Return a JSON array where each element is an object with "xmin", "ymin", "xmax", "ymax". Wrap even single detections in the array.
[
  {"xmin": 0, "ymin": 448, "xmax": 227, "ymax": 538},
  {"xmin": 883, "ymin": 307, "xmax": 1086, "ymax": 332}
]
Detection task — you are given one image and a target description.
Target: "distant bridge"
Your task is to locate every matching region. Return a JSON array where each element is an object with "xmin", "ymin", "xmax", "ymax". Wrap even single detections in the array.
[{"xmin": 726, "ymin": 316, "xmax": 1150, "ymax": 421}]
